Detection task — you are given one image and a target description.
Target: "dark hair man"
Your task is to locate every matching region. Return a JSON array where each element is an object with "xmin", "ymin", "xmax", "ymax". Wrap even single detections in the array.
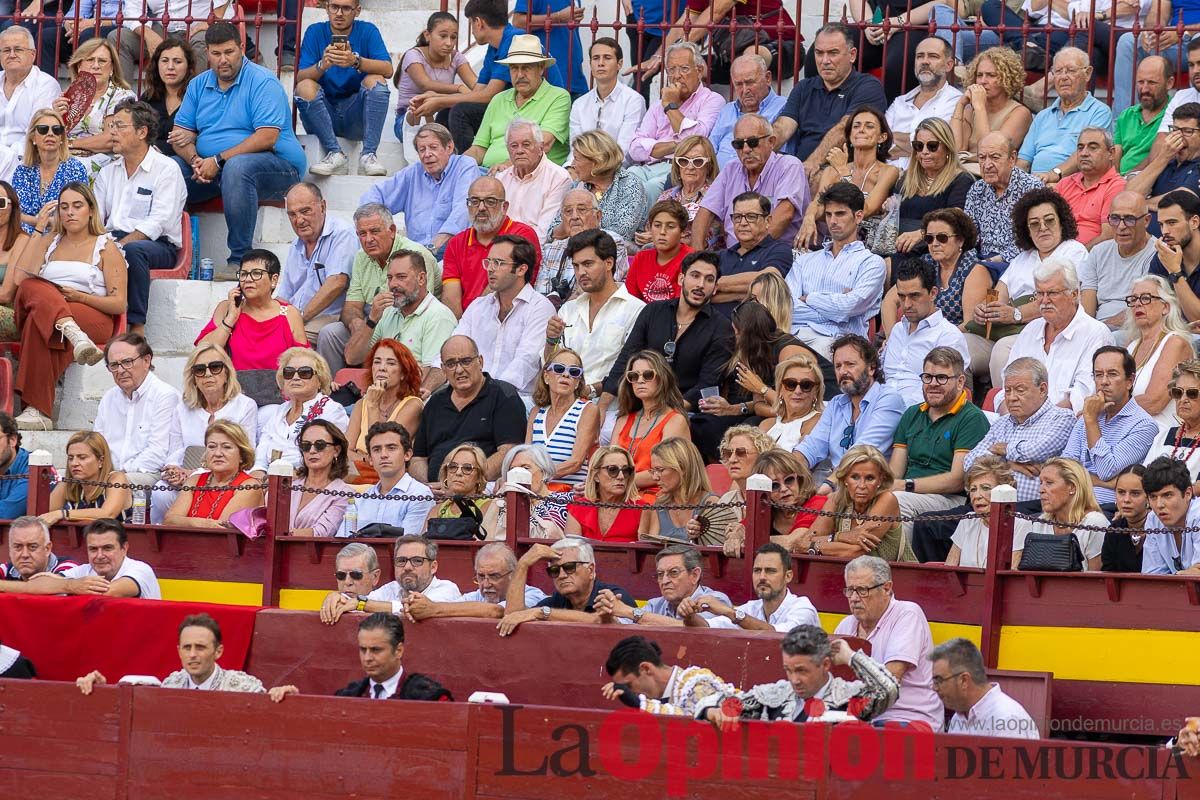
[
  {"xmin": 1140, "ymin": 456, "xmax": 1200, "ymax": 575},
  {"xmin": 929, "ymin": 637, "xmax": 1039, "ymax": 738},
  {"xmin": 601, "ymin": 635, "xmax": 739, "ymax": 727},
  {"xmin": 36, "ymin": 519, "xmax": 161, "ymax": 599}
]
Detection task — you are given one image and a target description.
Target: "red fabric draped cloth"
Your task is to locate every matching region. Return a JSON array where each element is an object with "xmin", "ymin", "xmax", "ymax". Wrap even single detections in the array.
[{"xmin": 0, "ymin": 595, "xmax": 259, "ymax": 681}]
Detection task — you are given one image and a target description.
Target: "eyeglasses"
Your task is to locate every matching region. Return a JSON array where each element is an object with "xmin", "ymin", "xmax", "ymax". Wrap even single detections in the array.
[
  {"xmin": 770, "ymin": 474, "xmax": 800, "ymax": 493},
  {"xmin": 730, "ymin": 136, "xmax": 764, "ymax": 150},
  {"xmin": 625, "ymin": 369, "xmax": 657, "ymax": 383},
  {"xmin": 731, "ymin": 212, "xmax": 766, "ymax": 224},
  {"xmin": 911, "ymin": 140, "xmax": 941, "ymax": 153},
  {"xmin": 395, "ymin": 556, "xmax": 430, "ymax": 567},
  {"xmin": 673, "ymin": 156, "xmax": 709, "ymax": 169},
  {"xmin": 282, "ymin": 366, "xmax": 316, "ymax": 380},
  {"xmin": 1124, "ymin": 293, "xmax": 1158, "ymax": 307},
  {"xmin": 105, "ymin": 121, "xmax": 130, "ymax": 131},
  {"xmin": 34, "ymin": 124, "xmax": 65, "ymax": 135},
  {"xmin": 547, "ymin": 560, "xmax": 588, "ymax": 577},
  {"xmin": 1028, "ymin": 218, "xmax": 1059, "ymax": 231},
  {"xmin": 665, "ymin": 65, "xmax": 694, "ymax": 76},
  {"xmin": 1034, "ymin": 289, "xmax": 1070, "ymax": 299},
  {"xmin": 840, "ymin": 423, "xmax": 855, "ymax": 450},
  {"xmin": 719, "ymin": 446, "xmax": 752, "ymax": 461},
  {"xmin": 105, "ymin": 355, "xmax": 144, "ymax": 373},
  {"xmin": 191, "ymin": 360, "xmax": 226, "ymax": 377},
  {"xmin": 601, "ymin": 464, "xmax": 635, "ymax": 479},
  {"xmin": 236, "ymin": 268, "xmax": 268, "ymax": 282},
  {"xmin": 473, "ymin": 570, "xmax": 512, "ymax": 584},
  {"xmin": 919, "ymin": 372, "xmax": 957, "ymax": 385},
  {"xmin": 1109, "ymin": 213, "xmax": 1149, "ymax": 228},
  {"xmin": 1170, "ymin": 386, "xmax": 1200, "ymax": 400},
  {"xmin": 842, "ymin": 581, "xmax": 885, "ymax": 597},
  {"xmin": 1051, "ymin": 65, "xmax": 1089, "ymax": 77},
  {"xmin": 545, "ymin": 363, "xmax": 583, "ymax": 378},
  {"xmin": 443, "ymin": 356, "xmax": 478, "ymax": 371},
  {"xmin": 1168, "ymin": 125, "xmax": 1200, "ymax": 137},
  {"xmin": 466, "ymin": 196, "xmax": 503, "ymax": 208},
  {"xmin": 445, "ymin": 462, "xmax": 478, "ymax": 475},
  {"xmin": 930, "ymin": 671, "xmax": 968, "ymax": 688},
  {"xmin": 298, "ymin": 440, "xmax": 334, "ymax": 453},
  {"xmin": 334, "ymin": 570, "xmax": 365, "ymax": 581},
  {"xmin": 481, "ymin": 257, "xmax": 515, "ymax": 270},
  {"xmin": 327, "ymin": 1, "xmax": 356, "ymax": 12},
  {"xmin": 654, "ymin": 567, "xmax": 689, "ymax": 581},
  {"xmin": 923, "ymin": 232, "xmax": 953, "ymax": 244},
  {"xmin": 781, "ymin": 377, "xmax": 817, "ymax": 393},
  {"xmin": 0, "ymin": 47, "xmax": 32, "ymax": 55}
]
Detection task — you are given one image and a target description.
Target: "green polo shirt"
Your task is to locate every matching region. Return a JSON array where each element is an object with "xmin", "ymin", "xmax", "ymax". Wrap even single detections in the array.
[
  {"xmin": 1114, "ymin": 103, "xmax": 1167, "ymax": 174},
  {"xmin": 347, "ymin": 234, "xmax": 441, "ymax": 307},
  {"xmin": 893, "ymin": 392, "xmax": 990, "ymax": 479},
  {"xmin": 472, "ymin": 79, "xmax": 571, "ymax": 168},
  {"xmin": 370, "ymin": 292, "xmax": 458, "ymax": 366}
]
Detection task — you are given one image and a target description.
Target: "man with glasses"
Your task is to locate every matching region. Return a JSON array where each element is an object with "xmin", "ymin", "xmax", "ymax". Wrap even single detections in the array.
[
  {"xmin": 626, "ymin": 41, "xmax": 724, "ymax": 200},
  {"xmin": 1127, "ymin": 103, "xmax": 1200, "ymax": 229},
  {"xmin": 537, "ymin": 190, "xmax": 631, "ymax": 299},
  {"xmin": 681, "ymin": 542, "xmax": 820, "ymax": 631},
  {"xmin": 889, "ymin": 347, "xmax": 989, "ymax": 544},
  {"xmin": 93, "ymin": 332, "xmax": 181, "ymax": 498},
  {"xmin": 1053, "ymin": 127, "xmax": 1125, "ymax": 247},
  {"xmin": 411, "ymin": 335, "xmax": 527, "ymax": 482},
  {"xmin": 277, "ymin": 182, "xmax": 357, "ymax": 345},
  {"xmin": 93, "ymin": 99, "xmax": 187, "ymax": 337},
  {"xmin": 315, "ymin": 202, "xmax": 437, "ymax": 373},
  {"xmin": 295, "ymin": 0, "xmax": 392, "ymax": 178},
  {"xmin": 442, "ymin": 176, "xmax": 541, "ymax": 319},
  {"xmin": 1079, "ymin": 191, "xmax": 1155, "ymax": 331},
  {"xmin": 351, "ymin": 422, "xmax": 436, "ymax": 535},
  {"xmin": 1017, "ymin": 48, "xmax": 1114, "ymax": 181},
  {"xmin": 694, "ymin": 115, "xmax": 809, "ymax": 259},
  {"xmin": 594, "ymin": 544, "xmax": 730, "ymax": 625},
  {"xmin": 1148, "ymin": 190, "xmax": 1200, "ymax": 322},
  {"xmin": 713, "ymin": 191, "xmax": 793, "ymax": 318},
  {"xmin": 833, "ymin": 555, "xmax": 943, "ymax": 729},
  {"xmin": 709, "ymin": 55, "xmax": 787, "ymax": 170},
  {"xmin": 318, "ymin": 542, "xmax": 384, "ymax": 625},
  {"xmin": 420, "ymin": 543, "xmax": 547, "ymax": 614},
  {"xmin": 1061, "ymin": 346, "xmax": 1158, "ymax": 506},
  {"xmin": 0, "ymin": 27, "xmax": 60, "ymax": 157},
  {"xmin": 350, "ymin": 536, "xmax": 463, "ymax": 621},
  {"xmin": 882, "ymin": 259, "xmax": 971, "ymax": 406},
  {"xmin": 930, "ymin": 638, "xmax": 1039, "ymax": 738}
]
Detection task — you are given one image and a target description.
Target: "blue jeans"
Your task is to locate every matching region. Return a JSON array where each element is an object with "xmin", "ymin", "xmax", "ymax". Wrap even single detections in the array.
[
  {"xmin": 173, "ymin": 151, "xmax": 298, "ymax": 265},
  {"xmin": 1112, "ymin": 32, "xmax": 1190, "ymax": 114},
  {"xmin": 929, "ymin": 3, "xmax": 1000, "ymax": 63},
  {"xmin": 296, "ymin": 82, "xmax": 389, "ymax": 157},
  {"xmin": 973, "ymin": 0, "xmax": 1112, "ymax": 67},
  {"xmin": 115, "ymin": 231, "xmax": 178, "ymax": 325}
]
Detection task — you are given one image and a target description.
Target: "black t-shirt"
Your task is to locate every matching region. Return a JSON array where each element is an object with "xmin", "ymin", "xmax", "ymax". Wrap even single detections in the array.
[
  {"xmin": 781, "ymin": 71, "xmax": 887, "ymax": 161},
  {"xmin": 413, "ymin": 374, "xmax": 528, "ymax": 477},
  {"xmin": 537, "ymin": 579, "xmax": 638, "ymax": 611},
  {"xmin": 1100, "ymin": 515, "xmax": 1144, "ymax": 572}
]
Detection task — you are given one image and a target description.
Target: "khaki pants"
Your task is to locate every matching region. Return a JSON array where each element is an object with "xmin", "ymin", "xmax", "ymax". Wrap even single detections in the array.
[
  {"xmin": 965, "ymin": 333, "xmax": 1018, "ymax": 388},
  {"xmin": 304, "ymin": 314, "xmax": 340, "ymax": 347},
  {"xmin": 894, "ymin": 491, "xmax": 967, "ymax": 547}
]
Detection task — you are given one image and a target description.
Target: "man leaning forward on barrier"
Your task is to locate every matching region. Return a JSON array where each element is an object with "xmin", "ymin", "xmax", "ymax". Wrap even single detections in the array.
[
  {"xmin": 319, "ymin": 535, "xmax": 461, "ymax": 625},
  {"xmin": 679, "ymin": 542, "xmax": 821, "ymax": 632},
  {"xmin": 401, "ymin": 543, "xmax": 548, "ymax": 621}
]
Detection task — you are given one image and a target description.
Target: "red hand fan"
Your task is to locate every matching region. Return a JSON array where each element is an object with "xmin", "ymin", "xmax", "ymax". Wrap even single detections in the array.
[{"xmin": 60, "ymin": 71, "xmax": 97, "ymax": 132}]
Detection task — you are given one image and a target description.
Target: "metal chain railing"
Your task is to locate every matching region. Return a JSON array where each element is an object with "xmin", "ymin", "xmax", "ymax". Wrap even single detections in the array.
[{"xmin": 60, "ymin": 477, "xmax": 267, "ymax": 493}]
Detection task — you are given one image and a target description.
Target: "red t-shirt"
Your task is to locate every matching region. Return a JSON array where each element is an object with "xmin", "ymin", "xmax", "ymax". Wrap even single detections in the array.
[
  {"xmin": 789, "ymin": 493, "xmax": 828, "ymax": 530},
  {"xmin": 441, "ymin": 217, "xmax": 542, "ymax": 310},
  {"xmin": 625, "ymin": 244, "xmax": 691, "ymax": 303}
]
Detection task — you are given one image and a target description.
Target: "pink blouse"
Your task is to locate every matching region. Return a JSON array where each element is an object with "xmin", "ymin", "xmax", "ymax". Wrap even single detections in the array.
[
  {"xmin": 196, "ymin": 301, "xmax": 308, "ymax": 371},
  {"xmin": 288, "ymin": 478, "xmax": 351, "ymax": 537}
]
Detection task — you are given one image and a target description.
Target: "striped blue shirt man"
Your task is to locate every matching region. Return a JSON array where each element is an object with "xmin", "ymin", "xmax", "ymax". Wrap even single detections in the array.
[
  {"xmin": 1062, "ymin": 397, "xmax": 1159, "ymax": 505},
  {"xmin": 786, "ymin": 240, "xmax": 886, "ymax": 340}
]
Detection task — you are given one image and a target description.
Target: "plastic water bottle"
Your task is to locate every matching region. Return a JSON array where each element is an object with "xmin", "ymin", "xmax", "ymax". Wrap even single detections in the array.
[
  {"xmin": 199, "ymin": 258, "xmax": 214, "ymax": 281},
  {"xmin": 131, "ymin": 490, "xmax": 147, "ymax": 525},
  {"xmin": 342, "ymin": 498, "xmax": 358, "ymax": 537}
]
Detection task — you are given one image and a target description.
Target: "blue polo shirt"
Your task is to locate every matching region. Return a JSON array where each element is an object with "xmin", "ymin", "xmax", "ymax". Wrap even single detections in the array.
[
  {"xmin": 298, "ymin": 20, "xmax": 391, "ymax": 99},
  {"xmin": 629, "ymin": 0, "xmax": 672, "ymax": 29},
  {"xmin": 175, "ymin": 58, "xmax": 308, "ymax": 177},
  {"xmin": 781, "ymin": 71, "xmax": 887, "ymax": 161},
  {"xmin": 513, "ymin": 0, "xmax": 587, "ymax": 95},
  {"xmin": 1172, "ymin": 0, "xmax": 1200, "ymax": 24},
  {"xmin": 715, "ymin": 234, "xmax": 793, "ymax": 317},
  {"xmin": 478, "ymin": 23, "xmax": 565, "ymax": 90},
  {"xmin": 1018, "ymin": 94, "xmax": 1113, "ymax": 173}
]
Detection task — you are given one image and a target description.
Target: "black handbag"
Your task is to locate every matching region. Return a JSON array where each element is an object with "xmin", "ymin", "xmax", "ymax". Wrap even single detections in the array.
[
  {"xmin": 355, "ymin": 523, "xmax": 405, "ymax": 539},
  {"xmin": 1017, "ymin": 533, "xmax": 1085, "ymax": 572},
  {"xmin": 426, "ymin": 498, "xmax": 484, "ymax": 541}
]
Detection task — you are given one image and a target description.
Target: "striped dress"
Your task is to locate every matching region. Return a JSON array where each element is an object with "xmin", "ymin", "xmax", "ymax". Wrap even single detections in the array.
[{"xmin": 531, "ymin": 398, "xmax": 591, "ymax": 487}]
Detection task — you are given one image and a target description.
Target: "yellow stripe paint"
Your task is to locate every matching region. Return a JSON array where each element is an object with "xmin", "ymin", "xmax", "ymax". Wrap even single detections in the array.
[
  {"xmin": 816, "ymin": 612, "xmax": 981, "ymax": 647},
  {"xmin": 998, "ymin": 625, "xmax": 1200, "ymax": 684},
  {"xmin": 279, "ymin": 588, "xmax": 333, "ymax": 610},
  {"xmin": 159, "ymin": 579, "xmax": 263, "ymax": 606}
]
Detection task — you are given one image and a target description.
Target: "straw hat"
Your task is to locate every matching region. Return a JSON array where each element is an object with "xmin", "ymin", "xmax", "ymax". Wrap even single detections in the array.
[{"xmin": 496, "ymin": 34, "xmax": 556, "ymax": 66}]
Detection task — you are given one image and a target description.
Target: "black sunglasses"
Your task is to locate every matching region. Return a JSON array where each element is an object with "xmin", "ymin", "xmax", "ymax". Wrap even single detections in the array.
[
  {"xmin": 334, "ymin": 570, "xmax": 365, "ymax": 581},
  {"xmin": 601, "ymin": 464, "xmax": 635, "ymax": 479},
  {"xmin": 912, "ymin": 140, "xmax": 941, "ymax": 152},
  {"xmin": 545, "ymin": 363, "xmax": 584, "ymax": 378},
  {"xmin": 283, "ymin": 366, "xmax": 316, "ymax": 380},
  {"xmin": 731, "ymin": 136, "xmax": 764, "ymax": 150},
  {"xmin": 34, "ymin": 124, "xmax": 64, "ymax": 135},
  {"xmin": 923, "ymin": 232, "xmax": 953, "ymax": 244},
  {"xmin": 547, "ymin": 561, "xmax": 587, "ymax": 577},
  {"xmin": 781, "ymin": 377, "xmax": 816, "ymax": 393},
  {"xmin": 191, "ymin": 360, "xmax": 226, "ymax": 377},
  {"xmin": 299, "ymin": 440, "xmax": 334, "ymax": 452}
]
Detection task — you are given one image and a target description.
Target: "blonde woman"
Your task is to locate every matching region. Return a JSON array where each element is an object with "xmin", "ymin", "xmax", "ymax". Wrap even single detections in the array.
[
  {"xmin": 252, "ymin": 348, "xmax": 349, "ymax": 476},
  {"xmin": 566, "ymin": 446, "xmax": 647, "ymax": 542},
  {"xmin": 760, "ymin": 355, "xmax": 825, "ymax": 451},
  {"xmin": 164, "ymin": 420, "xmax": 263, "ymax": 528},
  {"xmin": 749, "ymin": 271, "xmax": 793, "ymax": 335},
  {"xmin": 945, "ymin": 455, "xmax": 1014, "ymax": 568},
  {"xmin": 723, "ymin": 449, "xmax": 827, "ymax": 557},
  {"xmin": 424, "ymin": 443, "xmax": 491, "ymax": 526},
  {"xmin": 41, "ymin": 431, "xmax": 131, "ymax": 524},
  {"xmin": 636, "ymin": 135, "xmax": 721, "ymax": 249},
  {"xmin": 56, "ymin": 38, "xmax": 135, "ymax": 171},
  {"xmin": 640, "ymin": 437, "xmax": 735, "ymax": 543},
  {"xmin": 1012, "ymin": 457, "xmax": 1107, "ymax": 570},
  {"xmin": 951, "ymin": 47, "xmax": 1033, "ymax": 160},
  {"xmin": 12, "ymin": 110, "xmax": 88, "ymax": 234},
  {"xmin": 526, "ymin": 347, "xmax": 598, "ymax": 490},
  {"xmin": 557, "ymin": 130, "xmax": 647, "ymax": 243},
  {"xmin": 716, "ymin": 424, "xmax": 775, "ymax": 555},
  {"xmin": 894, "ymin": 119, "xmax": 973, "ymax": 254},
  {"xmin": 802, "ymin": 445, "xmax": 916, "ymax": 562},
  {"xmin": 1122, "ymin": 275, "xmax": 1196, "ymax": 432}
]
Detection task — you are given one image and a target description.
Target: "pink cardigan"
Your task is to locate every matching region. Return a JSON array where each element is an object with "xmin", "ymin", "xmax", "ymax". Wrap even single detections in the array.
[{"xmin": 288, "ymin": 478, "xmax": 350, "ymax": 537}]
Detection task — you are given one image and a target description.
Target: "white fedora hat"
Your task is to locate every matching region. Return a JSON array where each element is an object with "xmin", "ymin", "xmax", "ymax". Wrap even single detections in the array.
[{"xmin": 496, "ymin": 34, "xmax": 556, "ymax": 66}]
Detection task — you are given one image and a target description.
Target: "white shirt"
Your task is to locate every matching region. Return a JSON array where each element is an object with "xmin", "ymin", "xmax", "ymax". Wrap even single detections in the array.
[
  {"xmin": 439, "ymin": 283, "xmax": 556, "ymax": 394},
  {"xmin": 188, "ymin": 669, "xmax": 219, "ymax": 690},
  {"xmin": 253, "ymin": 395, "xmax": 350, "ymax": 473},
  {"xmin": 568, "ymin": 81, "xmax": 647, "ymax": 159},
  {"xmin": 93, "ymin": 148, "xmax": 187, "ymax": 247},
  {"xmin": 882, "ymin": 309, "xmax": 972, "ymax": 406},
  {"xmin": 0, "ymin": 66, "xmax": 62, "ymax": 154},
  {"xmin": 885, "ymin": 82, "xmax": 964, "ymax": 169},
  {"xmin": 277, "ymin": 214, "xmax": 358, "ymax": 318},
  {"xmin": 462, "ymin": 585, "xmax": 548, "ymax": 607},
  {"xmin": 950, "ymin": 517, "xmax": 990, "ymax": 568},
  {"xmin": 166, "ymin": 393, "xmax": 259, "ymax": 467},
  {"xmin": 368, "ymin": 575, "xmax": 463, "ymax": 604},
  {"xmin": 1163, "ymin": 88, "xmax": 1200, "ymax": 133},
  {"xmin": 122, "ymin": 0, "xmax": 230, "ymax": 32},
  {"xmin": 947, "ymin": 683, "xmax": 1040, "ymax": 739},
  {"xmin": 370, "ymin": 667, "xmax": 403, "ymax": 700},
  {"xmin": 1002, "ymin": 305, "xmax": 1115, "ymax": 412},
  {"xmin": 557, "ymin": 284, "xmax": 645, "ymax": 387},
  {"xmin": 1000, "ymin": 239, "xmax": 1088, "ymax": 301},
  {"xmin": 496, "ymin": 157, "xmax": 573, "ymax": 240},
  {"xmin": 63, "ymin": 556, "xmax": 161, "ymax": 600},
  {"xmin": 348, "ymin": 473, "xmax": 435, "ymax": 536},
  {"xmin": 94, "ymin": 372, "xmax": 182, "ymax": 474},
  {"xmin": 707, "ymin": 591, "xmax": 820, "ymax": 632},
  {"xmin": 1013, "ymin": 510, "xmax": 1108, "ymax": 566},
  {"xmin": 0, "ymin": 148, "xmax": 16, "ymax": 183}
]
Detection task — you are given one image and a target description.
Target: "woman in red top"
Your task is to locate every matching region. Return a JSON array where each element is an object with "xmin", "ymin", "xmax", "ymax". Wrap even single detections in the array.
[
  {"xmin": 625, "ymin": 199, "xmax": 690, "ymax": 303},
  {"xmin": 163, "ymin": 419, "xmax": 264, "ymax": 528},
  {"xmin": 566, "ymin": 446, "xmax": 647, "ymax": 542},
  {"xmin": 614, "ymin": 350, "xmax": 690, "ymax": 502},
  {"xmin": 195, "ymin": 249, "xmax": 308, "ymax": 371},
  {"xmin": 722, "ymin": 450, "xmax": 827, "ymax": 557}
]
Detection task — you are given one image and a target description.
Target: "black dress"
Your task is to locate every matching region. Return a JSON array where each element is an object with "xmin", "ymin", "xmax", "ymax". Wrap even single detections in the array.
[{"xmin": 145, "ymin": 96, "xmax": 181, "ymax": 158}]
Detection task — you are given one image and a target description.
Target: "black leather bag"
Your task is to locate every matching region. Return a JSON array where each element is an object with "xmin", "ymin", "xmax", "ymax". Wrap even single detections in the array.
[
  {"xmin": 427, "ymin": 498, "xmax": 484, "ymax": 541},
  {"xmin": 355, "ymin": 523, "xmax": 405, "ymax": 539},
  {"xmin": 1017, "ymin": 533, "xmax": 1085, "ymax": 572}
]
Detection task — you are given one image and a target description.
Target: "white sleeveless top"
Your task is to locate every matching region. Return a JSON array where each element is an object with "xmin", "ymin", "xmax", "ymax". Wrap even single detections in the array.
[
  {"xmin": 1128, "ymin": 333, "xmax": 1187, "ymax": 433},
  {"xmin": 766, "ymin": 409, "xmax": 820, "ymax": 452},
  {"xmin": 39, "ymin": 232, "xmax": 109, "ymax": 296}
]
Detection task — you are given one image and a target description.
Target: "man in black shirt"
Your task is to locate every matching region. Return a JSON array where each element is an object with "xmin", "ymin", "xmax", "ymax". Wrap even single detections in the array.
[
  {"xmin": 411, "ymin": 334, "xmax": 527, "ymax": 482},
  {"xmin": 1148, "ymin": 189, "xmax": 1200, "ymax": 322},
  {"xmin": 600, "ymin": 251, "xmax": 734, "ymax": 415}
]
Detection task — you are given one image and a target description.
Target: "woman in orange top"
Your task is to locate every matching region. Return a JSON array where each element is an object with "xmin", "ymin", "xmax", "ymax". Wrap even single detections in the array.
[
  {"xmin": 614, "ymin": 350, "xmax": 690, "ymax": 502},
  {"xmin": 163, "ymin": 419, "xmax": 263, "ymax": 528}
]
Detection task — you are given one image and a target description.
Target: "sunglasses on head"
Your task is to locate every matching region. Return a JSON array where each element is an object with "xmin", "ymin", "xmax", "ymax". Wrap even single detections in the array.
[
  {"xmin": 923, "ymin": 232, "xmax": 953, "ymax": 244},
  {"xmin": 1170, "ymin": 387, "xmax": 1200, "ymax": 400},
  {"xmin": 334, "ymin": 570, "xmax": 364, "ymax": 581},
  {"xmin": 298, "ymin": 440, "xmax": 334, "ymax": 453},
  {"xmin": 781, "ymin": 377, "xmax": 816, "ymax": 393},
  {"xmin": 911, "ymin": 140, "xmax": 941, "ymax": 153},
  {"xmin": 545, "ymin": 362, "xmax": 583, "ymax": 378},
  {"xmin": 731, "ymin": 136, "xmax": 764, "ymax": 150},
  {"xmin": 625, "ymin": 369, "xmax": 657, "ymax": 383},
  {"xmin": 191, "ymin": 360, "xmax": 226, "ymax": 377},
  {"xmin": 601, "ymin": 464, "xmax": 634, "ymax": 479},
  {"xmin": 35, "ymin": 124, "xmax": 64, "ymax": 135},
  {"xmin": 282, "ymin": 366, "xmax": 316, "ymax": 380},
  {"xmin": 547, "ymin": 560, "xmax": 587, "ymax": 577}
]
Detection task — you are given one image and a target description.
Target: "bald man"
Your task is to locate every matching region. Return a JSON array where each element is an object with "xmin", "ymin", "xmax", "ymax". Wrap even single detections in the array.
[
  {"xmin": 1078, "ymin": 191, "xmax": 1156, "ymax": 330},
  {"xmin": 964, "ymin": 132, "xmax": 1046, "ymax": 264},
  {"xmin": 1113, "ymin": 56, "xmax": 1173, "ymax": 174}
]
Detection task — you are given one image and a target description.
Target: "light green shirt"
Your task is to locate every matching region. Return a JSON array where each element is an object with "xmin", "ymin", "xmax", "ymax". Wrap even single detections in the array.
[
  {"xmin": 1114, "ymin": 102, "xmax": 1166, "ymax": 174},
  {"xmin": 472, "ymin": 79, "xmax": 571, "ymax": 168},
  {"xmin": 346, "ymin": 234, "xmax": 441, "ymax": 307},
  {"xmin": 370, "ymin": 291, "xmax": 458, "ymax": 366}
]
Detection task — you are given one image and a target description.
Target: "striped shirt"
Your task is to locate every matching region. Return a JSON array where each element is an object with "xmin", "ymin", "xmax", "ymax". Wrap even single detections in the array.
[
  {"xmin": 1, "ymin": 553, "xmax": 78, "ymax": 580},
  {"xmin": 786, "ymin": 240, "xmax": 887, "ymax": 338},
  {"xmin": 1062, "ymin": 397, "xmax": 1159, "ymax": 505},
  {"xmin": 531, "ymin": 398, "xmax": 591, "ymax": 486}
]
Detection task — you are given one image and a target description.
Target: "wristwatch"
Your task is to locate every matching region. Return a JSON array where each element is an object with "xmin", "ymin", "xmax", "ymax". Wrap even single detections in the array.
[
  {"xmin": 214, "ymin": 153, "xmax": 226, "ymax": 170},
  {"xmin": 540, "ymin": 606, "xmax": 552, "ymax": 619},
  {"xmin": 1013, "ymin": 307, "xmax": 1023, "ymax": 323},
  {"xmin": 631, "ymin": 607, "xmax": 646, "ymax": 623},
  {"xmin": 732, "ymin": 609, "xmax": 746, "ymax": 623},
  {"xmin": 1051, "ymin": 167, "xmax": 1063, "ymax": 179},
  {"xmin": 1172, "ymin": 270, "xmax": 1188, "ymax": 284},
  {"xmin": 664, "ymin": 102, "xmax": 681, "ymax": 111},
  {"xmin": 366, "ymin": 316, "xmax": 378, "ymax": 329},
  {"xmin": 904, "ymin": 478, "xmax": 915, "ymax": 493}
]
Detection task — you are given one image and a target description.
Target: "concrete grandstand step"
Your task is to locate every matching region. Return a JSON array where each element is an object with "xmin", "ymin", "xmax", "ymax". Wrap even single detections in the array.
[
  {"xmin": 20, "ymin": 431, "xmax": 73, "ymax": 470},
  {"xmin": 54, "ymin": 354, "xmax": 192, "ymax": 431},
  {"xmin": 297, "ymin": 134, "xmax": 408, "ymax": 175},
  {"xmin": 144, "ymin": 279, "xmax": 238, "ymax": 356}
]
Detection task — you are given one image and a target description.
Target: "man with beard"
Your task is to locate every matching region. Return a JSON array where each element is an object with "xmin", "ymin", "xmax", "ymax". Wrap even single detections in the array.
[
  {"xmin": 1148, "ymin": 190, "xmax": 1200, "ymax": 322},
  {"xmin": 1128, "ymin": 103, "xmax": 1200, "ymax": 226},
  {"xmin": 278, "ymin": 182, "xmax": 358, "ymax": 344},
  {"xmin": 0, "ymin": 414, "xmax": 28, "ymax": 519},
  {"xmin": 797, "ymin": 333, "xmax": 906, "ymax": 487},
  {"xmin": 599, "ymin": 252, "xmax": 734, "ymax": 416},
  {"xmin": 885, "ymin": 37, "xmax": 962, "ymax": 169},
  {"xmin": 320, "ymin": 535, "xmax": 463, "ymax": 625},
  {"xmin": 1112, "ymin": 56, "xmax": 1172, "ymax": 175},
  {"xmin": 678, "ymin": 542, "xmax": 820, "ymax": 631},
  {"xmin": 1054, "ymin": 128, "xmax": 1125, "ymax": 247},
  {"xmin": 442, "ymin": 176, "xmax": 542, "ymax": 319}
]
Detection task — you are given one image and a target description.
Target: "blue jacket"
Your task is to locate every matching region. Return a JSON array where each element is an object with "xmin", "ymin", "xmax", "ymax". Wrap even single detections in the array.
[{"xmin": 0, "ymin": 447, "xmax": 29, "ymax": 519}]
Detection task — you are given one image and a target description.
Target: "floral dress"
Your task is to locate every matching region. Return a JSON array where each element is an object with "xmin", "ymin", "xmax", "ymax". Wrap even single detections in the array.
[
  {"xmin": 921, "ymin": 252, "xmax": 981, "ymax": 326},
  {"xmin": 12, "ymin": 158, "xmax": 90, "ymax": 234},
  {"xmin": 69, "ymin": 83, "xmax": 136, "ymax": 174}
]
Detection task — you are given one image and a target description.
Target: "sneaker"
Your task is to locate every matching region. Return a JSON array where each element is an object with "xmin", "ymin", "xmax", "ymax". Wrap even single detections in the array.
[
  {"xmin": 359, "ymin": 153, "xmax": 387, "ymax": 176},
  {"xmin": 278, "ymin": 50, "xmax": 296, "ymax": 71},
  {"xmin": 14, "ymin": 406, "xmax": 52, "ymax": 431},
  {"xmin": 54, "ymin": 319, "xmax": 102, "ymax": 366},
  {"xmin": 310, "ymin": 151, "xmax": 348, "ymax": 176}
]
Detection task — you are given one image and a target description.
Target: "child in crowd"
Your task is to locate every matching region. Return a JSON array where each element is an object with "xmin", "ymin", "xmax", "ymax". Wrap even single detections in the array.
[{"xmin": 393, "ymin": 13, "xmax": 476, "ymax": 157}]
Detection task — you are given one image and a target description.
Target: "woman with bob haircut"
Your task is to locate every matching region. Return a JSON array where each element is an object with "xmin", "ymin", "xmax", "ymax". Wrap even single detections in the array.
[{"xmin": 164, "ymin": 420, "xmax": 264, "ymax": 528}]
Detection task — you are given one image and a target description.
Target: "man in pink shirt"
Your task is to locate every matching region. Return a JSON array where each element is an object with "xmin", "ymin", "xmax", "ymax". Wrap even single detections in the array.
[
  {"xmin": 626, "ymin": 41, "xmax": 724, "ymax": 202},
  {"xmin": 1054, "ymin": 127, "xmax": 1125, "ymax": 248},
  {"xmin": 833, "ymin": 555, "xmax": 944, "ymax": 729}
]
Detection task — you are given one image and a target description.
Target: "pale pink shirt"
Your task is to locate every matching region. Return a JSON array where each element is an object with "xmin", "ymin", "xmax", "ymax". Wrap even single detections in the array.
[
  {"xmin": 496, "ymin": 156, "xmax": 572, "ymax": 241},
  {"xmin": 628, "ymin": 84, "xmax": 725, "ymax": 165},
  {"xmin": 834, "ymin": 597, "xmax": 944, "ymax": 728}
]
